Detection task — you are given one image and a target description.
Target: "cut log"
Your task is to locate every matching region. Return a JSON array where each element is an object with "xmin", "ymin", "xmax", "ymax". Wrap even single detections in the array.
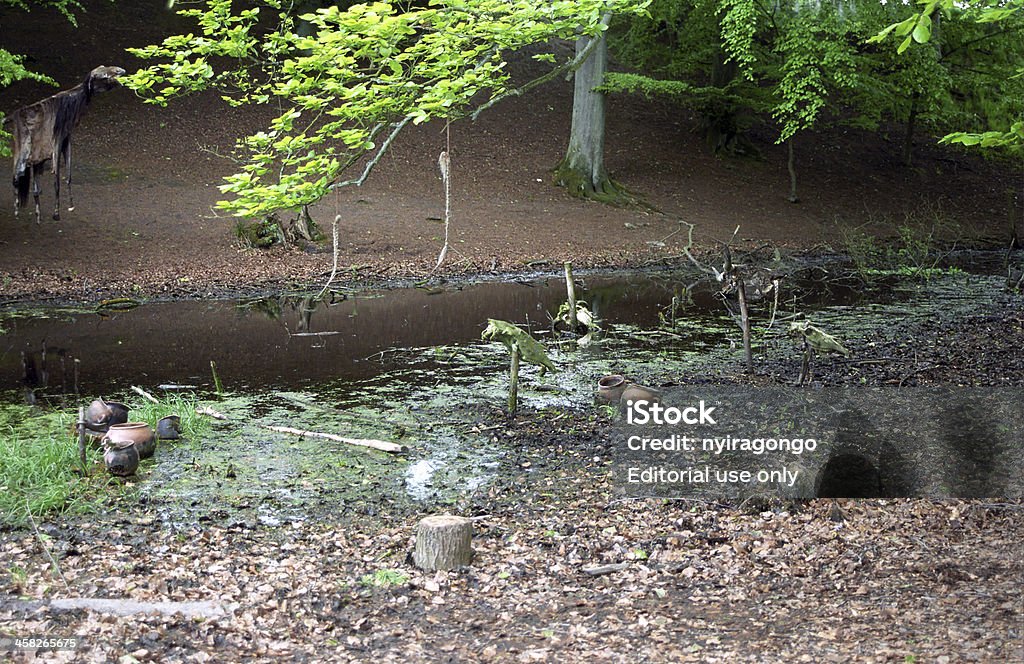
[
  {"xmin": 413, "ymin": 515, "xmax": 473, "ymax": 571},
  {"xmin": 130, "ymin": 385, "xmax": 159, "ymax": 403},
  {"xmin": 196, "ymin": 406, "xmax": 227, "ymax": 420},
  {"xmin": 262, "ymin": 425, "xmax": 405, "ymax": 454}
]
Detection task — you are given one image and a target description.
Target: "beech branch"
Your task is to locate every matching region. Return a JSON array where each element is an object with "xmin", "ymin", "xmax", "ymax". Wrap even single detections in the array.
[{"xmin": 471, "ymin": 13, "xmax": 613, "ymax": 121}]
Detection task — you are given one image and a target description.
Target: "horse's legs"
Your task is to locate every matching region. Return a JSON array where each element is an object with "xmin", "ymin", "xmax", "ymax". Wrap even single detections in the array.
[
  {"xmin": 53, "ymin": 150, "xmax": 62, "ymax": 221},
  {"xmin": 65, "ymin": 141, "xmax": 74, "ymax": 213},
  {"xmin": 32, "ymin": 165, "xmax": 42, "ymax": 224}
]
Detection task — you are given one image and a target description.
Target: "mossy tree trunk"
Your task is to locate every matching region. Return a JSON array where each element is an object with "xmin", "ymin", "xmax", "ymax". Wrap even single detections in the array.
[
  {"xmin": 787, "ymin": 139, "xmax": 799, "ymax": 203},
  {"xmin": 704, "ymin": 49, "xmax": 740, "ymax": 154},
  {"xmin": 554, "ymin": 28, "xmax": 627, "ymax": 204},
  {"xmin": 903, "ymin": 93, "xmax": 919, "ymax": 167}
]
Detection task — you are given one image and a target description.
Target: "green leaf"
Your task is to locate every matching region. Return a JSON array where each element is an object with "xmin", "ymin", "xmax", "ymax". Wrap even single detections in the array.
[{"xmin": 911, "ymin": 19, "xmax": 931, "ymax": 44}]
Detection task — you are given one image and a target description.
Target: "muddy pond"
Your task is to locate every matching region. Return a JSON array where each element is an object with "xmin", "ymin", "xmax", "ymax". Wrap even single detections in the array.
[{"xmin": 2, "ymin": 253, "xmax": 1021, "ymax": 525}]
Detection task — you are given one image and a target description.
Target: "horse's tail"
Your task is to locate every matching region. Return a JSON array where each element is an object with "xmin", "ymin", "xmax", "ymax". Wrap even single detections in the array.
[{"xmin": 13, "ymin": 158, "xmax": 31, "ymax": 207}]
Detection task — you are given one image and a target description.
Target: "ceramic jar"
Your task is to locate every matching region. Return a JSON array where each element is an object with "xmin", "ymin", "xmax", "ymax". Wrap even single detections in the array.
[
  {"xmin": 105, "ymin": 401, "xmax": 129, "ymax": 426},
  {"xmin": 103, "ymin": 439, "xmax": 140, "ymax": 476},
  {"xmin": 85, "ymin": 399, "xmax": 113, "ymax": 429},
  {"xmin": 106, "ymin": 422, "xmax": 157, "ymax": 460},
  {"xmin": 156, "ymin": 415, "xmax": 181, "ymax": 441},
  {"xmin": 596, "ymin": 374, "xmax": 628, "ymax": 405},
  {"xmin": 620, "ymin": 384, "xmax": 661, "ymax": 407}
]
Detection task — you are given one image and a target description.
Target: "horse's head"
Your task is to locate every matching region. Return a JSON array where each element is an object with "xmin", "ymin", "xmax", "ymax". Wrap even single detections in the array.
[{"xmin": 87, "ymin": 66, "xmax": 126, "ymax": 94}]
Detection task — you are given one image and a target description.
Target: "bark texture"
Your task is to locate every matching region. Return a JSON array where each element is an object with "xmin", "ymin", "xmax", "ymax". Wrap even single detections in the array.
[
  {"xmin": 554, "ymin": 29, "xmax": 626, "ymax": 203},
  {"xmin": 413, "ymin": 515, "xmax": 474, "ymax": 571}
]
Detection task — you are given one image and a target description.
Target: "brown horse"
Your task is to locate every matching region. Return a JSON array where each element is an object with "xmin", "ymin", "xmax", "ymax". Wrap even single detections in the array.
[{"xmin": 9, "ymin": 65, "xmax": 125, "ymax": 222}]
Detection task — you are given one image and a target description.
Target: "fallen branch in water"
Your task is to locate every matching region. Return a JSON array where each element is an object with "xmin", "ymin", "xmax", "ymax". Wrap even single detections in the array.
[
  {"xmin": 131, "ymin": 385, "xmax": 159, "ymax": 403},
  {"xmin": 262, "ymin": 425, "xmax": 406, "ymax": 454},
  {"xmin": 196, "ymin": 406, "xmax": 227, "ymax": 420}
]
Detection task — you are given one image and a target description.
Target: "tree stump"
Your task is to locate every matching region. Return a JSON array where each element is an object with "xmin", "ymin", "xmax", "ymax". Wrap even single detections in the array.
[{"xmin": 413, "ymin": 515, "xmax": 473, "ymax": 571}]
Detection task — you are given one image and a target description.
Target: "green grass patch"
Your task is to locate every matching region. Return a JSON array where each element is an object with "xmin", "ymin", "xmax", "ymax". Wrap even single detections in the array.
[
  {"xmin": 124, "ymin": 393, "xmax": 211, "ymax": 450},
  {"xmin": 359, "ymin": 569, "xmax": 409, "ymax": 588},
  {"xmin": 0, "ymin": 394, "xmax": 211, "ymax": 526},
  {"xmin": 0, "ymin": 407, "xmax": 106, "ymax": 526}
]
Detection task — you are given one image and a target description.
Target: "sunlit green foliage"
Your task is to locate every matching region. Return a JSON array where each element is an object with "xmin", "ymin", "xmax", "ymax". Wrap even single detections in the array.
[
  {"xmin": 871, "ymin": 0, "xmax": 1024, "ymax": 151},
  {"xmin": 607, "ymin": 0, "xmax": 1023, "ymax": 150},
  {"xmin": 124, "ymin": 0, "xmax": 649, "ymax": 219}
]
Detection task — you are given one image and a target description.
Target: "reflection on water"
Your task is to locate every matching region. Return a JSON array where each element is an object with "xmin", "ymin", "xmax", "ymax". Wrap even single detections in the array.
[
  {"xmin": 1, "ymin": 257, "xmax": 1016, "ymax": 519},
  {"xmin": 1, "ymin": 270, "xmax": 747, "ymax": 399}
]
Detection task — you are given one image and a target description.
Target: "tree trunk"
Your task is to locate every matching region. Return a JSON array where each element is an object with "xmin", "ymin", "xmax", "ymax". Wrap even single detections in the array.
[
  {"xmin": 787, "ymin": 139, "xmax": 799, "ymax": 203},
  {"xmin": 705, "ymin": 49, "xmax": 739, "ymax": 154},
  {"xmin": 903, "ymin": 93, "xmax": 919, "ymax": 167},
  {"xmin": 413, "ymin": 515, "xmax": 474, "ymax": 571},
  {"xmin": 554, "ymin": 27, "xmax": 625, "ymax": 203}
]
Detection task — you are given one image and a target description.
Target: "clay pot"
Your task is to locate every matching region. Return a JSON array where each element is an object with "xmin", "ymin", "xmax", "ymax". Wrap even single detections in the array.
[
  {"xmin": 85, "ymin": 398, "xmax": 129, "ymax": 430},
  {"xmin": 105, "ymin": 401, "xmax": 129, "ymax": 426},
  {"xmin": 74, "ymin": 422, "xmax": 108, "ymax": 448},
  {"xmin": 85, "ymin": 399, "xmax": 113, "ymax": 429},
  {"xmin": 620, "ymin": 384, "xmax": 662, "ymax": 407},
  {"xmin": 103, "ymin": 439, "xmax": 140, "ymax": 477},
  {"xmin": 596, "ymin": 374, "xmax": 628, "ymax": 405},
  {"xmin": 156, "ymin": 415, "xmax": 181, "ymax": 441},
  {"xmin": 106, "ymin": 422, "xmax": 157, "ymax": 460}
]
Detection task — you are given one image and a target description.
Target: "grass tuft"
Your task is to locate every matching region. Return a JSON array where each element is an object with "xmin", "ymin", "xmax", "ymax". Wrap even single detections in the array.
[{"xmin": 0, "ymin": 393, "xmax": 211, "ymax": 526}]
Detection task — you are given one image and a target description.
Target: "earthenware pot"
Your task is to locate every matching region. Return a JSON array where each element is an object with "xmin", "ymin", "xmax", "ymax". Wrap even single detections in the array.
[
  {"xmin": 85, "ymin": 398, "xmax": 113, "ymax": 429},
  {"xmin": 620, "ymin": 384, "xmax": 662, "ymax": 407},
  {"xmin": 103, "ymin": 439, "xmax": 139, "ymax": 476},
  {"xmin": 105, "ymin": 401, "xmax": 129, "ymax": 426},
  {"xmin": 135, "ymin": 434, "xmax": 157, "ymax": 460},
  {"xmin": 596, "ymin": 374, "xmax": 628, "ymax": 405},
  {"xmin": 106, "ymin": 422, "xmax": 156, "ymax": 459},
  {"xmin": 156, "ymin": 415, "xmax": 181, "ymax": 441}
]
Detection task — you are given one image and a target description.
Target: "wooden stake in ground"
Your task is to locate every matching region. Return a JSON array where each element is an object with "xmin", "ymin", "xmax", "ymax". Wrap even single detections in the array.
[
  {"xmin": 736, "ymin": 277, "xmax": 753, "ymax": 374},
  {"xmin": 413, "ymin": 515, "xmax": 473, "ymax": 571},
  {"xmin": 77, "ymin": 406, "xmax": 87, "ymax": 470},
  {"xmin": 508, "ymin": 341, "xmax": 520, "ymax": 415},
  {"xmin": 564, "ymin": 261, "xmax": 578, "ymax": 333}
]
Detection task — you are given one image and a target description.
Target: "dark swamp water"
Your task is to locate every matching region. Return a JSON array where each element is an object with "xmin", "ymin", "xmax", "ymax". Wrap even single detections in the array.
[{"xmin": 2, "ymin": 253, "xmax": 1021, "ymax": 525}]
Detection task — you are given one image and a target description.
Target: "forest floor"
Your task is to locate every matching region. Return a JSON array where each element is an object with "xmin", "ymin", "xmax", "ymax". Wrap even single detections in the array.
[{"xmin": 0, "ymin": 3, "xmax": 1022, "ymax": 663}]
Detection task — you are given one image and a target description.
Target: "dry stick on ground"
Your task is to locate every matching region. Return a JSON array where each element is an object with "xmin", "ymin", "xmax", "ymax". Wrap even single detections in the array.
[
  {"xmin": 582, "ymin": 562, "xmax": 629, "ymax": 576},
  {"xmin": 131, "ymin": 385, "xmax": 159, "ymax": 404},
  {"xmin": 26, "ymin": 503, "xmax": 70, "ymax": 592},
  {"xmin": 196, "ymin": 406, "xmax": 227, "ymax": 420},
  {"xmin": 262, "ymin": 425, "xmax": 405, "ymax": 454},
  {"xmin": 195, "ymin": 405, "xmax": 402, "ymax": 452}
]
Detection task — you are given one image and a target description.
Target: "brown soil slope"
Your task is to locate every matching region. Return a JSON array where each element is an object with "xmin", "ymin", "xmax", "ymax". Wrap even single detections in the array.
[{"xmin": 0, "ymin": 2, "xmax": 1019, "ymax": 302}]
